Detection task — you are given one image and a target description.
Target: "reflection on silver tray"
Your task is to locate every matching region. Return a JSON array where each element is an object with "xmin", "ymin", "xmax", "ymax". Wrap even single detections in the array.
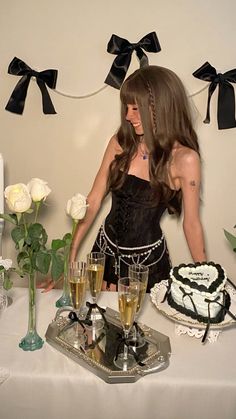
[
  {"xmin": 45, "ymin": 306, "xmax": 171, "ymax": 384},
  {"xmin": 150, "ymin": 280, "xmax": 236, "ymax": 330}
]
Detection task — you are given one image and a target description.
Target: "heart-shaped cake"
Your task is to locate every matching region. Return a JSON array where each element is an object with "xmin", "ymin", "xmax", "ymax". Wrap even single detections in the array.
[{"xmin": 166, "ymin": 262, "xmax": 230, "ymax": 323}]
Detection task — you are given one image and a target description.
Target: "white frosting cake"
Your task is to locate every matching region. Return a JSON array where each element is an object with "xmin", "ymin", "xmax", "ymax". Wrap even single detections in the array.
[{"xmin": 167, "ymin": 262, "xmax": 230, "ymax": 323}]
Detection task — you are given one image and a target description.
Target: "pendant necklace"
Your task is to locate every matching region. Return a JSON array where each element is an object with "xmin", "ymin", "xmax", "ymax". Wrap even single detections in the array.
[{"xmin": 139, "ymin": 136, "xmax": 149, "ymax": 160}]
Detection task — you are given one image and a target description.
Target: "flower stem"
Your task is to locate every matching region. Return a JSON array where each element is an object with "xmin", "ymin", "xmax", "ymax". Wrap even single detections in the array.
[
  {"xmin": 71, "ymin": 219, "xmax": 79, "ymax": 238},
  {"xmin": 34, "ymin": 201, "xmax": 41, "ymax": 223}
]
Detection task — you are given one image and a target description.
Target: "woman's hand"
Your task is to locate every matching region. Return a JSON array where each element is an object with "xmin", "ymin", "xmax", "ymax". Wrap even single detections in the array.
[{"xmin": 36, "ymin": 275, "xmax": 63, "ymax": 293}]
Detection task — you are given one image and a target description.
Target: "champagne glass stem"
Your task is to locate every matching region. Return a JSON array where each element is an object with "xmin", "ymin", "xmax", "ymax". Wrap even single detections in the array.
[
  {"xmin": 123, "ymin": 330, "xmax": 129, "ymax": 361},
  {"xmin": 133, "ymin": 320, "xmax": 138, "ymax": 342}
]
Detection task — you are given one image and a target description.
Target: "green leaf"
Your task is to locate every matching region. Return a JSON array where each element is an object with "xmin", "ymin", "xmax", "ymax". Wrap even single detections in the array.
[
  {"xmin": 3, "ymin": 275, "xmax": 13, "ymax": 290},
  {"xmin": 36, "ymin": 251, "xmax": 51, "ymax": 274},
  {"xmin": 0, "ymin": 213, "xmax": 17, "ymax": 224},
  {"xmin": 28, "ymin": 223, "xmax": 43, "ymax": 239},
  {"xmin": 224, "ymin": 229, "xmax": 236, "ymax": 252},
  {"xmin": 51, "ymin": 239, "xmax": 65, "ymax": 251},
  {"xmin": 18, "ymin": 238, "xmax": 25, "ymax": 252},
  {"xmin": 51, "ymin": 252, "xmax": 64, "ymax": 280},
  {"xmin": 63, "ymin": 232, "xmax": 72, "ymax": 245},
  {"xmin": 41, "ymin": 227, "xmax": 48, "ymax": 245},
  {"xmin": 17, "ymin": 252, "xmax": 31, "ymax": 273},
  {"xmin": 11, "ymin": 225, "xmax": 25, "ymax": 245},
  {"xmin": 17, "ymin": 251, "xmax": 29, "ymax": 264},
  {"xmin": 31, "ymin": 240, "xmax": 41, "ymax": 252}
]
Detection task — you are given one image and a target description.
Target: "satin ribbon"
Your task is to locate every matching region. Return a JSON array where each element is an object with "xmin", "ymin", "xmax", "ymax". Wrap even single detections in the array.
[
  {"xmin": 104, "ymin": 32, "xmax": 161, "ymax": 89},
  {"xmin": 202, "ymin": 294, "xmax": 236, "ymax": 343},
  {"xmin": 179, "ymin": 286, "xmax": 198, "ymax": 316},
  {"xmin": 193, "ymin": 61, "xmax": 236, "ymax": 129},
  {"xmin": 115, "ymin": 332, "xmax": 145, "ymax": 366},
  {"xmin": 68, "ymin": 311, "xmax": 92, "ymax": 329},
  {"xmin": 5, "ymin": 57, "xmax": 58, "ymax": 114}
]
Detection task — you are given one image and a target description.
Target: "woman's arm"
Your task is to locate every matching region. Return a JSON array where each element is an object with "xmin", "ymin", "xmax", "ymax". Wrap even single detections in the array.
[
  {"xmin": 38, "ymin": 135, "xmax": 121, "ymax": 292},
  {"xmin": 70, "ymin": 135, "xmax": 122, "ymax": 262},
  {"xmin": 177, "ymin": 149, "xmax": 207, "ymax": 262}
]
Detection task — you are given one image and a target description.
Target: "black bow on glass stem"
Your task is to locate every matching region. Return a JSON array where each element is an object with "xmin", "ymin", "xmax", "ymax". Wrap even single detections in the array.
[
  {"xmin": 5, "ymin": 57, "xmax": 58, "ymax": 115},
  {"xmin": 104, "ymin": 32, "xmax": 161, "ymax": 89},
  {"xmin": 193, "ymin": 61, "xmax": 236, "ymax": 130}
]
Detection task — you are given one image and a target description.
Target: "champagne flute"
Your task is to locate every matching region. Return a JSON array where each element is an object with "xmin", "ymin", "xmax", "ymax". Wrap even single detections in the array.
[
  {"xmin": 128, "ymin": 264, "xmax": 149, "ymax": 348},
  {"xmin": 68, "ymin": 261, "xmax": 87, "ymax": 346},
  {"xmin": 114, "ymin": 277, "xmax": 139, "ymax": 370},
  {"xmin": 87, "ymin": 252, "xmax": 105, "ymax": 325}
]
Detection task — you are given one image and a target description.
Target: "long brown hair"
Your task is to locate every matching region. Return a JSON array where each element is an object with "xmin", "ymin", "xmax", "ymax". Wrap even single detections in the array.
[{"xmin": 108, "ymin": 65, "xmax": 200, "ymax": 216}]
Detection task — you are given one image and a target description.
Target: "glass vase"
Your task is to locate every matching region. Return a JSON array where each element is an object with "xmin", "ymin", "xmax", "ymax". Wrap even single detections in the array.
[
  {"xmin": 55, "ymin": 245, "xmax": 72, "ymax": 308},
  {"xmin": 19, "ymin": 272, "xmax": 44, "ymax": 351}
]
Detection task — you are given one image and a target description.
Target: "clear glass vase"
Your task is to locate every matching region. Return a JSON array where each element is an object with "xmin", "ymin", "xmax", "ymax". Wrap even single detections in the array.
[
  {"xmin": 19, "ymin": 272, "xmax": 44, "ymax": 351},
  {"xmin": 0, "ymin": 271, "xmax": 7, "ymax": 311},
  {"xmin": 55, "ymin": 245, "xmax": 72, "ymax": 308}
]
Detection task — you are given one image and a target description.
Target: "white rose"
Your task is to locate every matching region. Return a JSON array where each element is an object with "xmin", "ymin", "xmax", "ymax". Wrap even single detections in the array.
[
  {"xmin": 27, "ymin": 178, "xmax": 51, "ymax": 202},
  {"xmin": 66, "ymin": 193, "xmax": 88, "ymax": 220},
  {"xmin": 4, "ymin": 183, "xmax": 32, "ymax": 213},
  {"xmin": 0, "ymin": 258, "xmax": 13, "ymax": 270}
]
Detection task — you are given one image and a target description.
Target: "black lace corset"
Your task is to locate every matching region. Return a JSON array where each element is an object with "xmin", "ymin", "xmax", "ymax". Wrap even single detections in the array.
[{"xmin": 104, "ymin": 174, "xmax": 167, "ymax": 248}]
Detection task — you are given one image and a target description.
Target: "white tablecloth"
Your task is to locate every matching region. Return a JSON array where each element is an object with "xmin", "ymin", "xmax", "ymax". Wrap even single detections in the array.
[{"xmin": 0, "ymin": 287, "xmax": 236, "ymax": 419}]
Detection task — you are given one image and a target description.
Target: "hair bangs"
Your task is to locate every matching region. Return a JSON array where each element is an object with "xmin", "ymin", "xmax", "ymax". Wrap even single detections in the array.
[{"xmin": 120, "ymin": 71, "xmax": 149, "ymax": 106}]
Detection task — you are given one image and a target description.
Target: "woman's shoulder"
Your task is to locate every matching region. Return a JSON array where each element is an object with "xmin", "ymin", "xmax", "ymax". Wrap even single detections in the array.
[
  {"xmin": 170, "ymin": 144, "xmax": 201, "ymax": 182},
  {"xmin": 173, "ymin": 144, "xmax": 200, "ymax": 167},
  {"xmin": 108, "ymin": 134, "xmax": 123, "ymax": 154}
]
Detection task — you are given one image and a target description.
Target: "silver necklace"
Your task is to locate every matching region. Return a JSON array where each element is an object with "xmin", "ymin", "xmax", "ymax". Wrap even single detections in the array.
[{"xmin": 139, "ymin": 137, "xmax": 149, "ymax": 160}]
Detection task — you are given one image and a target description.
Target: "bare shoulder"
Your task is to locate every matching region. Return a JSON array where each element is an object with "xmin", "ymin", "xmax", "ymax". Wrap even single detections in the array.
[
  {"xmin": 173, "ymin": 146, "xmax": 200, "ymax": 174},
  {"xmin": 107, "ymin": 135, "xmax": 123, "ymax": 154},
  {"xmin": 100, "ymin": 135, "xmax": 123, "ymax": 167}
]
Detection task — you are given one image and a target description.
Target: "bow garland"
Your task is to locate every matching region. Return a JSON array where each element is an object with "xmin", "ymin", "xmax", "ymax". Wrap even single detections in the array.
[
  {"xmin": 5, "ymin": 57, "xmax": 58, "ymax": 115},
  {"xmin": 193, "ymin": 61, "xmax": 236, "ymax": 130},
  {"xmin": 104, "ymin": 32, "xmax": 161, "ymax": 89}
]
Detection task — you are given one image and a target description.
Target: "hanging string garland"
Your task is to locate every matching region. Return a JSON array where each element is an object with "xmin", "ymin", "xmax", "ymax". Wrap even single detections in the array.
[
  {"xmin": 193, "ymin": 62, "xmax": 236, "ymax": 129},
  {"xmin": 4, "ymin": 33, "xmax": 236, "ymax": 129},
  {"xmin": 52, "ymin": 79, "xmax": 209, "ymax": 99},
  {"xmin": 53, "ymin": 84, "xmax": 108, "ymax": 99}
]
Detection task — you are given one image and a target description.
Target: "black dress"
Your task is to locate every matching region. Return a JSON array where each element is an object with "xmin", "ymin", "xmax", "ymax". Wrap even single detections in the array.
[{"xmin": 92, "ymin": 173, "xmax": 172, "ymax": 292}]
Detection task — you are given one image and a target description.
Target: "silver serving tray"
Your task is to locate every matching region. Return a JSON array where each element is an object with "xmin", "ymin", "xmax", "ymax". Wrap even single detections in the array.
[{"xmin": 45, "ymin": 306, "xmax": 171, "ymax": 384}]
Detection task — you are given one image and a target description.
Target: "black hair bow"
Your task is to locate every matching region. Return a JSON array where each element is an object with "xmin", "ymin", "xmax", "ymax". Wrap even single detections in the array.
[
  {"xmin": 5, "ymin": 57, "xmax": 58, "ymax": 115},
  {"xmin": 193, "ymin": 61, "xmax": 236, "ymax": 129},
  {"xmin": 104, "ymin": 32, "xmax": 161, "ymax": 89}
]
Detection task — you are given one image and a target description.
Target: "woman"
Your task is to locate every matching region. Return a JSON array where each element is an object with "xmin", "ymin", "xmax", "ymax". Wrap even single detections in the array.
[{"xmin": 70, "ymin": 65, "xmax": 206, "ymax": 292}]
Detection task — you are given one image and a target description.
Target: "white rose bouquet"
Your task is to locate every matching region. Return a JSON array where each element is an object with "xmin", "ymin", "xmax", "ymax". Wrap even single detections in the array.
[
  {"xmin": 0, "ymin": 177, "xmax": 66, "ymax": 351},
  {"xmin": 0, "ymin": 178, "xmax": 64, "ymax": 286}
]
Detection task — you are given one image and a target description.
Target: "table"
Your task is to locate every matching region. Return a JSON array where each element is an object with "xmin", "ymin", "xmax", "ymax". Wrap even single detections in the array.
[{"xmin": 0, "ymin": 287, "xmax": 236, "ymax": 419}]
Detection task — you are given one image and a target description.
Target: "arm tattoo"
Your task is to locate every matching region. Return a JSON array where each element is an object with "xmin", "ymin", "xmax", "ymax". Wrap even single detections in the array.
[{"xmin": 190, "ymin": 180, "xmax": 196, "ymax": 187}]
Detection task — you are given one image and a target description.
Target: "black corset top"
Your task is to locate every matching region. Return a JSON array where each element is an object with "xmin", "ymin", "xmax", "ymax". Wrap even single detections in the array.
[{"xmin": 104, "ymin": 173, "xmax": 167, "ymax": 248}]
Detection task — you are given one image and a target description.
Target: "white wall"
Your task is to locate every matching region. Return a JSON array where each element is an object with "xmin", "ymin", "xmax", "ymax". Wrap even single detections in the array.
[{"xmin": 0, "ymin": 0, "xmax": 236, "ymax": 285}]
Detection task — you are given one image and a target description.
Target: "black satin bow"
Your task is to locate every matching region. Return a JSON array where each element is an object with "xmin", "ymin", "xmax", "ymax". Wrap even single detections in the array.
[
  {"xmin": 5, "ymin": 57, "xmax": 58, "ymax": 115},
  {"xmin": 193, "ymin": 61, "xmax": 236, "ymax": 129},
  {"xmin": 104, "ymin": 32, "xmax": 161, "ymax": 89}
]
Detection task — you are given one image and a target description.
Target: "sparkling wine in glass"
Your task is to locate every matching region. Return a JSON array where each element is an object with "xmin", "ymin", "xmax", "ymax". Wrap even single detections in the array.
[
  {"xmin": 68, "ymin": 261, "xmax": 87, "ymax": 346},
  {"xmin": 114, "ymin": 277, "xmax": 139, "ymax": 370},
  {"xmin": 87, "ymin": 252, "xmax": 105, "ymax": 328},
  {"xmin": 87, "ymin": 252, "xmax": 105, "ymax": 305},
  {"xmin": 128, "ymin": 264, "xmax": 149, "ymax": 347}
]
